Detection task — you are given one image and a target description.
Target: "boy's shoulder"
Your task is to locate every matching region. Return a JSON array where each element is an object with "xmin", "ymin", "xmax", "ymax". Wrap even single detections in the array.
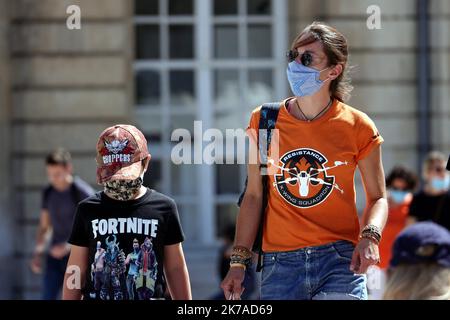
[
  {"xmin": 146, "ymin": 189, "xmax": 179, "ymax": 213},
  {"xmin": 42, "ymin": 184, "xmax": 53, "ymax": 197},
  {"xmin": 77, "ymin": 189, "xmax": 178, "ymax": 212},
  {"xmin": 77, "ymin": 191, "xmax": 102, "ymax": 208},
  {"xmin": 148, "ymin": 189, "xmax": 176, "ymax": 204},
  {"xmin": 81, "ymin": 189, "xmax": 176, "ymax": 207}
]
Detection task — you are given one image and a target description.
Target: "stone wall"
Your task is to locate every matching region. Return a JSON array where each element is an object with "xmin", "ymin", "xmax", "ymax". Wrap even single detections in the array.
[{"xmin": 9, "ymin": 0, "xmax": 133, "ymax": 299}]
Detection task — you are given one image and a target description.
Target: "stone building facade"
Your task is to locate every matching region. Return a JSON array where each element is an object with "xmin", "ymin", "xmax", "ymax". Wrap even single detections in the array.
[{"xmin": 0, "ymin": 0, "xmax": 448, "ymax": 298}]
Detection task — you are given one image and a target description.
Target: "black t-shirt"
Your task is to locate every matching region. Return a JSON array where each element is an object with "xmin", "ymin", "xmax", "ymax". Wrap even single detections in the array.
[
  {"xmin": 68, "ymin": 188, "xmax": 184, "ymax": 300},
  {"xmin": 409, "ymin": 190, "xmax": 450, "ymax": 230},
  {"xmin": 42, "ymin": 177, "xmax": 94, "ymax": 246}
]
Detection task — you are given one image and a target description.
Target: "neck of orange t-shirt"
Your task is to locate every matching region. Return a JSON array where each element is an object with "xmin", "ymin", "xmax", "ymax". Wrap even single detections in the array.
[{"xmin": 286, "ymin": 96, "xmax": 333, "ymax": 122}]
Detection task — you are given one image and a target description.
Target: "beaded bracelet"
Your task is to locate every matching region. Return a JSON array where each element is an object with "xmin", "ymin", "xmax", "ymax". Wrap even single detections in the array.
[
  {"xmin": 359, "ymin": 224, "xmax": 382, "ymax": 244},
  {"xmin": 232, "ymin": 246, "xmax": 252, "ymax": 259},
  {"xmin": 229, "ymin": 263, "xmax": 246, "ymax": 270},
  {"xmin": 230, "ymin": 254, "xmax": 252, "ymax": 267}
]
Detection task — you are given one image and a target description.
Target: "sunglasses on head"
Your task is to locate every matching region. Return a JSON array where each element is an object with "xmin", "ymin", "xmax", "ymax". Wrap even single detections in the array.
[{"xmin": 287, "ymin": 50, "xmax": 313, "ymax": 67}]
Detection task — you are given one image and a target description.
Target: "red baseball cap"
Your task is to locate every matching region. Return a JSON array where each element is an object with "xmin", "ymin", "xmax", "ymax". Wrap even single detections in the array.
[{"xmin": 96, "ymin": 124, "xmax": 150, "ymax": 184}]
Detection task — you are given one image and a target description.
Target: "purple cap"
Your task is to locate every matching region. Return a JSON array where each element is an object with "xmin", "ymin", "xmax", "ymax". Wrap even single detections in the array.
[{"xmin": 390, "ymin": 222, "xmax": 450, "ymax": 268}]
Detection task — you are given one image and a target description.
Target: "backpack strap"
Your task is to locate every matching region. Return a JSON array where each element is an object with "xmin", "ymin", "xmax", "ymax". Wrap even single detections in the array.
[
  {"xmin": 236, "ymin": 103, "xmax": 281, "ymax": 271},
  {"xmin": 258, "ymin": 103, "xmax": 281, "ymax": 173},
  {"xmin": 237, "ymin": 103, "xmax": 281, "ymax": 206},
  {"xmin": 254, "ymin": 103, "xmax": 281, "ymax": 271}
]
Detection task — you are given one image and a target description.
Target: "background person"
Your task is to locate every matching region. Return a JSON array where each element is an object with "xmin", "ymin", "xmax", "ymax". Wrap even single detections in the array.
[
  {"xmin": 30, "ymin": 148, "xmax": 94, "ymax": 300},
  {"xmin": 383, "ymin": 221, "xmax": 450, "ymax": 300}
]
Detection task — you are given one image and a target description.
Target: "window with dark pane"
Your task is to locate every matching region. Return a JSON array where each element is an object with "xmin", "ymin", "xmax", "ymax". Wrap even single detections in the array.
[
  {"xmin": 171, "ymin": 162, "xmax": 197, "ymax": 195},
  {"xmin": 169, "ymin": 70, "xmax": 195, "ymax": 105},
  {"xmin": 248, "ymin": 24, "xmax": 272, "ymax": 58},
  {"xmin": 249, "ymin": 69, "xmax": 273, "ymax": 89},
  {"xmin": 170, "ymin": 114, "xmax": 196, "ymax": 135},
  {"xmin": 135, "ymin": 70, "xmax": 160, "ymax": 105},
  {"xmin": 216, "ymin": 204, "xmax": 238, "ymax": 238},
  {"xmin": 169, "ymin": 0, "xmax": 194, "ymax": 15},
  {"xmin": 169, "ymin": 25, "xmax": 194, "ymax": 59},
  {"xmin": 135, "ymin": 0, "xmax": 159, "ymax": 15},
  {"xmin": 143, "ymin": 159, "xmax": 162, "ymax": 189},
  {"xmin": 214, "ymin": 0, "xmax": 238, "ymax": 15},
  {"xmin": 214, "ymin": 25, "xmax": 239, "ymax": 59},
  {"xmin": 178, "ymin": 204, "xmax": 199, "ymax": 241},
  {"xmin": 214, "ymin": 69, "xmax": 239, "ymax": 100},
  {"xmin": 135, "ymin": 25, "xmax": 160, "ymax": 59},
  {"xmin": 248, "ymin": 0, "xmax": 271, "ymax": 15},
  {"xmin": 216, "ymin": 164, "xmax": 241, "ymax": 194},
  {"xmin": 146, "ymin": 132, "xmax": 162, "ymax": 143}
]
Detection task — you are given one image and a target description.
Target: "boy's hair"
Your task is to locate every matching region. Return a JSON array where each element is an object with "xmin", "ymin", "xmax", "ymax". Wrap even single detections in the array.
[
  {"xmin": 386, "ymin": 166, "xmax": 418, "ymax": 191},
  {"xmin": 46, "ymin": 148, "xmax": 72, "ymax": 167}
]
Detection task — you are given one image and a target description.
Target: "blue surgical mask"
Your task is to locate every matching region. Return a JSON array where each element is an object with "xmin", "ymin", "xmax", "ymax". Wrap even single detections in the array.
[
  {"xmin": 286, "ymin": 61, "xmax": 330, "ymax": 97},
  {"xmin": 389, "ymin": 189, "xmax": 408, "ymax": 204},
  {"xmin": 430, "ymin": 176, "xmax": 450, "ymax": 192}
]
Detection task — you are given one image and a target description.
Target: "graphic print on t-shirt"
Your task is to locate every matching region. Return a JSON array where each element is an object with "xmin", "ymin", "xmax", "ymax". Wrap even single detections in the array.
[
  {"xmin": 269, "ymin": 148, "xmax": 348, "ymax": 208},
  {"xmin": 69, "ymin": 189, "xmax": 185, "ymax": 300},
  {"xmin": 88, "ymin": 219, "xmax": 159, "ymax": 300}
]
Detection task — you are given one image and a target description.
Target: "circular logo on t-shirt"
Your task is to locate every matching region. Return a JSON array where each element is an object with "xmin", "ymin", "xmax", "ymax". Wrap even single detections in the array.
[{"xmin": 270, "ymin": 148, "xmax": 347, "ymax": 208}]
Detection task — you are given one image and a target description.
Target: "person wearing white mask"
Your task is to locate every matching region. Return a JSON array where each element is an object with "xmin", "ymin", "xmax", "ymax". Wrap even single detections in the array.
[{"xmin": 409, "ymin": 151, "xmax": 450, "ymax": 231}]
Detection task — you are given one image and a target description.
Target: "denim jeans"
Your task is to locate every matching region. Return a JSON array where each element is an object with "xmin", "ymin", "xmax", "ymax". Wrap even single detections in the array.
[
  {"xmin": 260, "ymin": 240, "xmax": 367, "ymax": 300},
  {"xmin": 42, "ymin": 254, "xmax": 69, "ymax": 300}
]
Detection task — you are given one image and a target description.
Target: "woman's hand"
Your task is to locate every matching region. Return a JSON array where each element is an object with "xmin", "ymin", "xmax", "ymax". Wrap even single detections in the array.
[
  {"xmin": 350, "ymin": 238, "xmax": 380, "ymax": 274},
  {"xmin": 221, "ymin": 266, "xmax": 246, "ymax": 300}
]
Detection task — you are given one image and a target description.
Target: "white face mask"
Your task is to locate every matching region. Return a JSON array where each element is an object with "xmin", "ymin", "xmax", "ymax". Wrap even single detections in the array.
[
  {"xmin": 430, "ymin": 175, "xmax": 450, "ymax": 192},
  {"xmin": 286, "ymin": 60, "xmax": 330, "ymax": 97}
]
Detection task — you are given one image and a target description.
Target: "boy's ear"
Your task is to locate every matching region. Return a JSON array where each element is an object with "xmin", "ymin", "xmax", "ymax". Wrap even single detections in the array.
[{"xmin": 143, "ymin": 155, "xmax": 151, "ymax": 172}]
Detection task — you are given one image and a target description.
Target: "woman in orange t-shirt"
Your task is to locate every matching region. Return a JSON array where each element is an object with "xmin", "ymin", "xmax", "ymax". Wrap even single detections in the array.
[
  {"xmin": 222, "ymin": 22, "xmax": 388, "ymax": 300},
  {"xmin": 379, "ymin": 166, "xmax": 418, "ymax": 269}
]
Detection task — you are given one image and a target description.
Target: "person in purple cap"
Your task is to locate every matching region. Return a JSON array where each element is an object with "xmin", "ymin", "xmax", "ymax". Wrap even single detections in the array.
[{"xmin": 383, "ymin": 221, "xmax": 450, "ymax": 300}]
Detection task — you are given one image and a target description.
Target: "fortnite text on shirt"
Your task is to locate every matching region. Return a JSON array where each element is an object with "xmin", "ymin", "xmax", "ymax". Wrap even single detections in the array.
[{"xmin": 91, "ymin": 218, "xmax": 158, "ymax": 238}]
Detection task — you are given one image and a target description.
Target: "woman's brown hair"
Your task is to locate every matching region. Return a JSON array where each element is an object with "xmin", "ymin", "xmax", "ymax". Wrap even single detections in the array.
[{"xmin": 291, "ymin": 21, "xmax": 353, "ymax": 102}]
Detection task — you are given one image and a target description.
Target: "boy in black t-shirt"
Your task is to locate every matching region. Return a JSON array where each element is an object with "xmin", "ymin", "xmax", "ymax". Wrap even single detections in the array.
[{"xmin": 63, "ymin": 124, "xmax": 192, "ymax": 300}]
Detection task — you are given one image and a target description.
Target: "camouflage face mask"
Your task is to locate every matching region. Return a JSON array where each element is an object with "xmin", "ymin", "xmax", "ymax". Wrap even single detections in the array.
[{"xmin": 103, "ymin": 177, "xmax": 143, "ymax": 201}]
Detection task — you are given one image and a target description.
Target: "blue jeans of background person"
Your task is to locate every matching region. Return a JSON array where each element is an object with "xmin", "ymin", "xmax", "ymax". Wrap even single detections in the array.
[
  {"xmin": 260, "ymin": 240, "xmax": 367, "ymax": 300},
  {"xmin": 42, "ymin": 254, "xmax": 69, "ymax": 300}
]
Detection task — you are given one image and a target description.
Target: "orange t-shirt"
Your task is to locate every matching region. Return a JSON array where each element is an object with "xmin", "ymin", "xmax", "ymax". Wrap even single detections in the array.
[
  {"xmin": 247, "ymin": 98, "xmax": 384, "ymax": 252},
  {"xmin": 378, "ymin": 196, "xmax": 412, "ymax": 269}
]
